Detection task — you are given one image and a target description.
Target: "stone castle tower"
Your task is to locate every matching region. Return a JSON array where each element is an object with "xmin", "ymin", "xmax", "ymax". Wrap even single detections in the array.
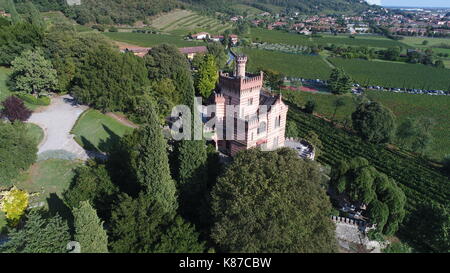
[{"xmin": 212, "ymin": 53, "xmax": 288, "ymax": 156}]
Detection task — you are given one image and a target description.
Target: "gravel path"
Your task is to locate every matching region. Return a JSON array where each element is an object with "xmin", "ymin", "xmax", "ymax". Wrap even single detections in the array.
[{"xmin": 28, "ymin": 95, "xmax": 90, "ymax": 160}]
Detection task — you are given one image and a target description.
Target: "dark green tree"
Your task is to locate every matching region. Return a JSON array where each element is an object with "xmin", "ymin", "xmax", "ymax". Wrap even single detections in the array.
[
  {"xmin": 64, "ymin": 161, "xmax": 118, "ymax": 219},
  {"xmin": 118, "ymin": 102, "xmax": 177, "ymax": 213},
  {"xmin": 0, "ymin": 210, "xmax": 70, "ymax": 253},
  {"xmin": 0, "ymin": 122, "xmax": 37, "ymax": 186},
  {"xmin": 304, "ymin": 100, "xmax": 316, "ymax": 114},
  {"xmin": 72, "ymin": 201, "xmax": 109, "ymax": 253},
  {"xmin": 206, "ymin": 42, "xmax": 228, "ymax": 69},
  {"xmin": 211, "ymin": 148, "xmax": 337, "ymax": 253},
  {"xmin": 352, "ymin": 101, "xmax": 396, "ymax": 144},
  {"xmin": 404, "ymin": 202, "xmax": 450, "ymax": 253},
  {"xmin": 328, "ymin": 68, "xmax": 352, "ymax": 95}
]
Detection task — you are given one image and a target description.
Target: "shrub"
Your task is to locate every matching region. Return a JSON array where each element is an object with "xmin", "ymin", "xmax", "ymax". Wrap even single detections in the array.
[{"xmin": 15, "ymin": 93, "xmax": 51, "ymax": 106}]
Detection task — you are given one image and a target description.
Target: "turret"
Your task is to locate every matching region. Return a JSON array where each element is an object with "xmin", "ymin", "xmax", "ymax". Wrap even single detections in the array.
[{"xmin": 235, "ymin": 55, "xmax": 248, "ymax": 78}]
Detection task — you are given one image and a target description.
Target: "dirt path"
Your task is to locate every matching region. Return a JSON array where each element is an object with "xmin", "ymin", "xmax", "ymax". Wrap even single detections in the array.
[{"xmin": 106, "ymin": 112, "xmax": 139, "ymax": 129}]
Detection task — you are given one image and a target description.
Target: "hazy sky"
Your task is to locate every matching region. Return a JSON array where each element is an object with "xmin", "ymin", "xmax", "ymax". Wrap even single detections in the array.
[{"xmin": 368, "ymin": 0, "xmax": 450, "ymax": 7}]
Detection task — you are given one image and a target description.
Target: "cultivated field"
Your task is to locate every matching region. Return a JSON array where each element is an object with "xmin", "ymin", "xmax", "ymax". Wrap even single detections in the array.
[
  {"xmin": 242, "ymin": 48, "xmax": 332, "ymax": 79},
  {"xmin": 248, "ymin": 28, "xmax": 406, "ymax": 48},
  {"xmin": 71, "ymin": 109, "xmax": 134, "ymax": 153},
  {"xmin": 329, "ymin": 57, "xmax": 450, "ymax": 90},
  {"xmin": 104, "ymin": 32, "xmax": 205, "ymax": 47},
  {"xmin": 284, "ymin": 90, "xmax": 450, "ymax": 161},
  {"xmin": 366, "ymin": 90, "xmax": 450, "ymax": 161},
  {"xmin": 285, "ymin": 97, "xmax": 450, "ymax": 252},
  {"xmin": 150, "ymin": 9, "xmax": 232, "ymax": 35}
]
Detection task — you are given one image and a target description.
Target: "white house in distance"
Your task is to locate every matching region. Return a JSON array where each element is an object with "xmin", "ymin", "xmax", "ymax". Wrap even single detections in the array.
[{"xmin": 191, "ymin": 32, "xmax": 210, "ymax": 40}]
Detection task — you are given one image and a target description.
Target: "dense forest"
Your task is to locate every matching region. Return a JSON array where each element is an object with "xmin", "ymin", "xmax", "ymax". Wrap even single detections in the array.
[{"xmin": 8, "ymin": 0, "xmax": 375, "ymax": 25}]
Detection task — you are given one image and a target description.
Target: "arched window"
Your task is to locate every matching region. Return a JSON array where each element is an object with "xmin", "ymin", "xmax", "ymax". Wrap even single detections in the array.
[{"xmin": 257, "ymin": 121, "xmax": 266, "ymax": 135}]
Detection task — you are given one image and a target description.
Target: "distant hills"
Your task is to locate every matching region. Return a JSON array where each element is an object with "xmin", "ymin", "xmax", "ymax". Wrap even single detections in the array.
[{"xmin": 18, "ymin": 0, "xmax": 376, "ymax": 25}]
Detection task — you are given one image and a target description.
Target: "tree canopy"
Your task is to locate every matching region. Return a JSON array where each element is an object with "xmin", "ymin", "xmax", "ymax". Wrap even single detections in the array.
[
  {"xmin": 330, "ymin": 157, "xmax": 406, "ymax": 235},
  {"xmin": 211, "ymin": 148, "xmax": 337, "ymax": 253},
  {"xmin": 0, "ymin": 122, "xmax": 37, "ymax": 186},
  {"xmin": 352, "ymin": 101, "xmax": 396, "ymax": 144}
]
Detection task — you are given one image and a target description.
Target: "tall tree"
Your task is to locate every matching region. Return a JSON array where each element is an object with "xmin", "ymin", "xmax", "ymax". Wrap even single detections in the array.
[
  {"xmin": 0, "ymin": 210, "xmax": 70, "ymax": 253},
  {"xmin": 108, "ymin": 192, "xmax": 205, "ymax": 253},
  {"xmin": 10, "ymin": 49, "xmax": 58, "ymax": 95},
  {"xmin": 211, "ymin": 148, "xmax": 337, "ymax": 253},
  {"xmin": 72, "ymin": 201, "xmax": 108, "ymax": 253},
  {"xmin": 119, "ymin": 102, "xmax": 177, "ymax": 213},
  {"xmin": 195, "ymin": 54, "xmax": 218, "ymax": 99},
  {"xmin": 328, "ymin": 68, "xmax": 352, "ymax": 95},
  {"xmin": 352, "ymin": 101, "xmax": 396, "ymax": 144}
]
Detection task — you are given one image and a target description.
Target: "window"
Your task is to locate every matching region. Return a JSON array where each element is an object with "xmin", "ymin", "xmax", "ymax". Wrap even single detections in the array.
[
  {"xmin": 248, "ymin": 98, "xmax": 253, "ymax": 106},
  {"xmin": 257, "ymin": 121, "xmax": 266, "ymax": 135},
  {"xmin": 275, "ymin": 115, "xmax": 281, "ymax": 128},
  {"xmin": 273, "ymin": 137, "xmax": 279, "ymax": 148}
]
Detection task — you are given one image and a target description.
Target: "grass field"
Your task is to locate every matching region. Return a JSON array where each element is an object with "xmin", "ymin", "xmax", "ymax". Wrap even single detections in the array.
[
  {"xmin": 14, "ymin": 159, "xmax": 81, "ymax": 205},
  {"xmin": 104, "ymin": 32, "xmax": 205, "ymax": 47},
  {"xmin": 329, "ymin": 57, "xmax": 450, "ymax": 90},
  {"xmin": 71, "ymin": 110, "xmax": 134, "ymax": 153},
  {"xmin": 401, "ymin": 36, "xmax": 450, "ymax": 48},
  {"xmin": 150, "ymin": 9, "xmax": 232, "ymax": 35},
  {"xmin": 248, "ymin": 28, "xmax": 406, "ymax": 48},
  {"xmin": 242, "ymin": 48, "xmax": 332, "ymax": 79},
  {"xmin": 284, "ymin": 90, "xmax": 450, "ymax": 161}
]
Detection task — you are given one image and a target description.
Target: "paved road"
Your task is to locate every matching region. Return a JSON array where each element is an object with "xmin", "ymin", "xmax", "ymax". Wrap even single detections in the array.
[{"xmin": 28, "ymin": 95, "xmax": 90, "ymax": 160}]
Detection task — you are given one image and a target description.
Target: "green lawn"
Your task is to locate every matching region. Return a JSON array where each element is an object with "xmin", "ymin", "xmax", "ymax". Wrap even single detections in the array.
[
  {"xmin": 401, "ymin": 36, "xmax": 450, "ymax": 48},
  {"xmin": 26, "ymin": 123, "xmax": 44, "ymax": 146},
  {"xmin": 14, "ymin": 159, "xmax": 81, "ymax": 203},
  {"xmin": 248, "ymin": 28, "xmax": 406, "ymax": 48},
  {"xmin": 71, "ymin": 109, "xmax": 134, "ymax": 153},
  {"xmin": 242, "ymin": 48, "xmax": 332, "ymax": 79},
  {"xmin": 329, "ymin": 57, "xmax": 450, "ymax": 90},
  {"xmin": 103, "ymin": 32, "xmax": 206, "ymax": 47}
]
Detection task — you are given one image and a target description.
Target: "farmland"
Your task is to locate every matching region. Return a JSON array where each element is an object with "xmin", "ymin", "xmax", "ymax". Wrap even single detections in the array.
[
  {"xmin": 150, "ymin": 9, "xmax": 232, "ymax": 35},
  {"xmin": 366, "ymin": 91, "xmax": 450, "ymax": 161},
  {"xmin": 284, "ymin": 90, "xmax": 450, "ymax": 161},
  {"xmin": 284, "ymin": 96, "xmax": 450, "ymax": 251},
  {"xmin": 247, "ymin": 28, "xmax": 406, "ymax": 48},
  {"xmin": 242, "ymin": 48, "xmax": 332, "ymax": 79},
  {"xmin": 329, "ymin": 57, "xmax": 450, "ymax": 90},
  {"xmin": 103, "ymin": 32, "xmax": 205, "ymax": 48}
]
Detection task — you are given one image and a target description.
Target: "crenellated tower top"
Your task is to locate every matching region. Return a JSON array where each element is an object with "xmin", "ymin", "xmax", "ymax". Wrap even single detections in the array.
[{"xmin": 235, "ymin": 55, "xmax": 248, "ymax": 78}]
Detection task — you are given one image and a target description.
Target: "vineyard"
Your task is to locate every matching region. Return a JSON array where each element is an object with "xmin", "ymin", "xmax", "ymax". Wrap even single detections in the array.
[
  {"xmin": 242, "ymin": 48, "xmax": 332, "ymax": 79},
  {"xmin": 247, "ymin": 28, "xmax": 406, "ymax": 48},
  {"xmin": 284, "ymin": 94, "xmax": 450, "ymax": 248},
  {"xmin": 329, "ymin": 57, "xmax": 450, "ymax": 90},
  {"xmin": 150, "ymin": 9, "xmax": 232, "ymax": 35}
]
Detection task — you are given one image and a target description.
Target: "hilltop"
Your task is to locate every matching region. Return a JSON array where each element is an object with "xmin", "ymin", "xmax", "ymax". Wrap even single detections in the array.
[{"xmin": 13, "ymin": 0, "xmax": 376, "ymax": 25}]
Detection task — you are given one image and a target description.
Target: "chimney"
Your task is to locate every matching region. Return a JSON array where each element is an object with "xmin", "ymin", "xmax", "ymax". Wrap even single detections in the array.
[{"xmin": 235, "ymin": 55, "xmax": 247, "ymax": 78}]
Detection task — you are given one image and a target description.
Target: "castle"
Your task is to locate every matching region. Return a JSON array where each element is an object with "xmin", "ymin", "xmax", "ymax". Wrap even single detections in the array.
[{"xmin": 211, "ymin": 54, "xmax": 288, "ymax": 156}]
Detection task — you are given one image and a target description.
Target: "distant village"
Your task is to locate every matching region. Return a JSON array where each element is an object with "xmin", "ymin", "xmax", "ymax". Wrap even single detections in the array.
[{"xmin": 223, "ymin": 7, "xmax": 450, "ymax": 38}]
